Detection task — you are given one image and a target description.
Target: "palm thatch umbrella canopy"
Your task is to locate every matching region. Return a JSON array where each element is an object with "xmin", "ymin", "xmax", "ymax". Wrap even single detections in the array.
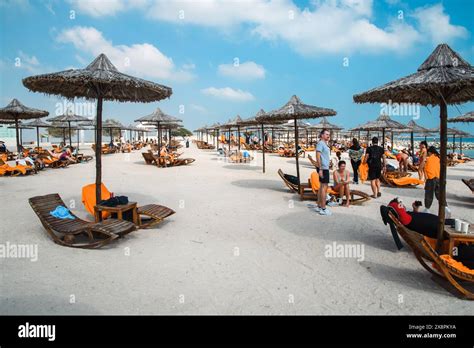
[
  {"xmin": 23, "ymin": 53, "xmax": 172, "ymax": 206},
  {"xmin": 257, "ymin": 95, "xmax": 336, "ymax": 188},
  {"xmin": 0, "ymin": 99, "xmax": 49, "ymax": 153},
  {"xmin": 309, "ymin": 116, "xmax": 343, "ymax": 131},
  {"xmin": 47, "ymin": 111, "xmax": 91, "ymax": 147},
  {"xmin": 399, "ymin": 119, "xmax": 434, "ymax": 152},
  {"xmin": 22, "ymin": 118, "xmax": 52, "ymax": 148},
  {"xmin": 356, "ymin": 114, "xmax": 407, "ymax": 147},
  {"xmin": 448, "ymin": 110, "xmax": 474, "ymax": 123},
  {"xmin": 220, "ymin": 115, "xmax": 243, "ymax": 152},
  {"xmin": 135, "ymin": 107, "xmax": 181, "ymax": 149},
  {"xmin": 102, "ymin": 119, "xmax": 125, "ymax": 143},
  {"xmin": 353, "ymin": 43, "xmax": 474, "ymax": 251}
]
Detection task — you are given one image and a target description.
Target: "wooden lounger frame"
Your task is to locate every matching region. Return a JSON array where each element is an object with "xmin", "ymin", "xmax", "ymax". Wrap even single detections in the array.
[
  {"xmin": 388, "ymin": 211, "xmax": 474, "ymax": 300},
  {"xmin": 462, "ymin": 178, "xmax": 474, "ymax": 194},
  {"xmin": 137, "ymin": 204, "xmax": 176, "ymax": 229},
  {"xmin": 29, "ymin": 193, "xmax": 136, "ymax": 248}
]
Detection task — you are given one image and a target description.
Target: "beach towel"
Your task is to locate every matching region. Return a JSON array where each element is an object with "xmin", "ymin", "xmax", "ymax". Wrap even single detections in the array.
[
  {"xmin": 358, "ymin": 162, "xmax": 368, "ymax": 183},
  {"xmin": 81, "ymin": 183, "xmax": 112, "ymax": 218},
  {"xmin": 50, "ymin": 205, "xmax": 75, "ymax": 220},
  {"xmin": 391, "ymin": 177, "xmax": 424, "ymax": 187}
]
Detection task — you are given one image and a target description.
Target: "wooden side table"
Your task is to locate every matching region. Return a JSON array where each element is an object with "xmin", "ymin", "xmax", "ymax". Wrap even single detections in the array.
[
  {"xmin": 94, "ymin": 202, "xmax": 138, "ymax": 225},
  {"xmin": 444, "ymin": 225, "xmax": 474, "ymax": 256}
]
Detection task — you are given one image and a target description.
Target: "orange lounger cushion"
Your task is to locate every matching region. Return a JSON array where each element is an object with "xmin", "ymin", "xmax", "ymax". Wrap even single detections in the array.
[
  {"xmin": 440, "ymin": 255, "xmax": 474, "ymax": 275},
  {"xmin": 81, "ymin": 183, "xmax": 112, "ymax": 218}
]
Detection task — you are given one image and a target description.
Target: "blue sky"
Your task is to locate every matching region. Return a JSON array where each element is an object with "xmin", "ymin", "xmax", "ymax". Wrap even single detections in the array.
[{"xmin": 1, "ymin": 0, "xmax": 473, "ymax": 138}]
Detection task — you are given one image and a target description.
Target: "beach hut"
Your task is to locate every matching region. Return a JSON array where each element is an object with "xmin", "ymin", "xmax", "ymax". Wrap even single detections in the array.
[
  {"xmin": 257, "ymin": 95, "xmax": 336, "ymax": 190},
  {"xmin": 23, "ymin": 53, "xmax": 172, "ymax": 204},
  {"xmin": 0, "ymin": 99, "xmax": 49, "ymax": 153},
  {"xmin": 353, "ymin": 43, "xmax": 474, "ymax": 251}
]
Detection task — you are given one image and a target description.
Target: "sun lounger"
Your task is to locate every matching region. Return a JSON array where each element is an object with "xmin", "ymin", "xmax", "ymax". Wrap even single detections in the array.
[
  {"xmin": 82, "ymin": 183, "xmax": 175, "ymax": 229},
  {"xmin": 462, "ymin": 178, "xmax": 474, "ymax": 193},
  {"xmin": 29, "ymin": 193, "xmax": 136, "ymax": 248},
  {"xmin": 0, "ymin": 157, "xmax": 34, "ymax": 176},
  {"xmin": 277, "ymin": 169, "xmax": 316, "ymax": 200},
  {"xmin": 309, "ymin": 172, "xmax": 370, "ymax": 205},
  {"xmin": 387, "ymin": 210, "xmax": 474, "ymax": 300}
]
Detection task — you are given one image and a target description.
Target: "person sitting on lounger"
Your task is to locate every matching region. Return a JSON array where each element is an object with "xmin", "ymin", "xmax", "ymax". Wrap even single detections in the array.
[
  {"xmin": 332, "ymin": 160, "xmax": 351, "ymax": 207},
  {"xmin": 0, "ymin": 141, "xmax": 6, "ymax": 153},
  {"xmin": 388, "ymin": 197, "xmax": 453, "ymax": 239},
  {"xmin": 59, "ymin": 147, "xmax": 77, "ymax": 163}
]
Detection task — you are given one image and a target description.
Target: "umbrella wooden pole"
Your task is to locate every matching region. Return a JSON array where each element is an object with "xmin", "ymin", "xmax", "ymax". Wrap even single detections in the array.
[
  {"xmin": 169, "ymin": 128, "xmax": 172, "ymax": 146},
  {"xmin": 36, "ymin": 126, "xmax": 40, "ymax": 148},
  {"xmin": 460, "ymin": 137, "xmax": 463, "ymax": 154},
  {"xmin": 62, "ymin": 128, "xmax": 66, "ymax": 144},
  {"xmin": 436, "ymin": 101, "xmax": 448, "ymax": 252},
  {"xmin": 261, "ymin": 123, "xmax": 265, "ymax": 173},
  {"xmin": 294, "ymin": 117, "xmax": 301, "ymax": 192},
  {"xmin": 228, "ymin": 129, "xmax": 230, "ymax": 152},
  {"xmin": 110, "ymin": 128, "xmax": 113, "ymax": 143},
  {"xmin": 15, "ymin": 117, "xmax": 20, "ymax": 153},
  {"xmin": 382, "ymin": 128, "xmax": 385, "ymax": 147},
  {"xmin": 77, "ymin": 128, "xmax": 80, "ymax": 153},
  {"xmin": 452, "ymin": 134, "xmax": 456, "ymax": 153},
  {"xmin": 410, "ymin": 132, "xmax": 414, "ymax": 157},
  {"xmin": 391, "ymin": 130, "xmax": 394, "ymax": 148},
  {"xmin": 95, "ymin": 96, "xmax": 103, "ymax": 207},
  {"xmin": 68, "ymin": 121, "xmax": 72, "ymax": 147},
  {"xmin": 237, "ymin": 126, "xmax": 241, "ymax": 151}
]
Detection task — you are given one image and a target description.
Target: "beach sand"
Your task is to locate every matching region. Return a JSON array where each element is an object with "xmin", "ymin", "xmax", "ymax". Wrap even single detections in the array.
[{"xmin": 1, "ymin": 141, "xmax": 473, "ymax": 315}]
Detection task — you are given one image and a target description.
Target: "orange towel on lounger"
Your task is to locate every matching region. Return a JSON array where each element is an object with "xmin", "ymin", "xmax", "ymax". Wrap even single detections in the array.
[
  {"xmin": 439, "ymin": 255, "xmax": 474, "ymax": 275},
  {"xmin": 391, "ymin": 177, "xmax": 424, "ymax": 186},
  {"xmin": 81, "ymin": 183, "xmax": 112, "ymax": 218}
]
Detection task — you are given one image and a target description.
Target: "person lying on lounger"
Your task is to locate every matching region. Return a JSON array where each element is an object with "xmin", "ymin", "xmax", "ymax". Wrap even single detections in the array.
[
  {"xmin": 332, "ymin": 160, "xmax": 351, "ymax": 207},
  {"xmin": 388, "ymin": 197, "xmax": 453, "ymax": 240}
]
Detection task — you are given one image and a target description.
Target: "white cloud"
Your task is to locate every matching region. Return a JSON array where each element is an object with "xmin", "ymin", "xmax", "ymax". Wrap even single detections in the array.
[
  {"xmin": 67, "ymin": 0, "xmax": 150, "ymax": 17},
  {"xmin": 201, "ymin": 87, "xmax": 255, "ymax": 102},
  {"xmin": 56, "ymin": 26, "xmax": 194, "ymax": 82},
  {"xmin": 411, "ymin": 4, "xmax": 468, "ymax": 43},
  {"xmin": 63, "ymin": 0, "xmax": 469, "ymax": 56},
  {"xmin": 218, "ymin": 61, "xmax": 265, "ymax": 80},
  {"xmin": 14, "ymin": 51, "xmax": 41, "ymax": 73}
]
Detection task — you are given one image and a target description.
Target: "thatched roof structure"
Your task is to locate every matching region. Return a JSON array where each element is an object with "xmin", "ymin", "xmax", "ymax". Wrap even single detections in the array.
[
  {"xmin": 220, "ymin": 115, "xmax": 243, "ymax": 129},
  {"xmin": 22, "ymin": 53, "xmax": 173, "ymax": 205},
  {"xmin": 23, "ymin": 54, "xmax": 172, "ymax": 102},
  {"xmin": 47, "ymin": 112, "xmax": 90, "ymax": 123},
  {"xmin": 0, "ymin": 99, "xmax": 49, "ymax": 152},
  {"xmin": 356, "ymin": 114, "xmax": 406, "ymax": 131},
  {"xmin": 448, "ymin": 111, "xmax": 474, "ymax": 123},
  {"xmin": 22, "ymin": 119, "xmax": 51, "ymax": 128},
  {"xmin": 404, "ymin": 120, "xmax": 433, "ymax": 134},
  {"xmin": 256, "ymin": 95, "xmax": 336, "ymax": 122},
  {"xmin": 0, "ymin": 99, "xmax": 49, "ymax": 120},
  {"xmin": 102, "ymin": 119, "xmax": 125, "ymax": 129},
  {"xmin": 353, "ymin": 44, "xmax": 474, "ymax": 105},
  {"xmin": 307, "ymin": 117, "xmax": 343, "ymax": 131},
  {"xmin": 135, "ymin": 107, "xmax": 181, "ymax": 124}
]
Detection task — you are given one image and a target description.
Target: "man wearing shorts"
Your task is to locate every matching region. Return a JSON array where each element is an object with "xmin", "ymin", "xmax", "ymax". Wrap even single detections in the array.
[
  {"xmin": 364, "ymin": 137, "xmax": 386, "ymax": 198},
  {"xmin": 315, "ymin": 129, "xmax": 332, "ymax": 215}
]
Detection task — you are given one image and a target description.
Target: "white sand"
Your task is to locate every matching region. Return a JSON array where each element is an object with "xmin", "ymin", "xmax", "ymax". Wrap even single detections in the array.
[{"xmin": 1, "ymin": 141, "xmax": 473, "ymax": 315}]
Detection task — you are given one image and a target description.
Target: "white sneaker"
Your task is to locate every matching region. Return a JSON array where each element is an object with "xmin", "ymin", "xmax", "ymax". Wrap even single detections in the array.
[
  {"xmin": 319, "ymin": 208, "xmax": 332, "ymax": 216},
  {"xmin": 313, "ymin": 206, "xmax": 321, "ymax": 212},
  {"xmin": 327, "ymin": 201, "xmax": 338, "ymax": 207}
]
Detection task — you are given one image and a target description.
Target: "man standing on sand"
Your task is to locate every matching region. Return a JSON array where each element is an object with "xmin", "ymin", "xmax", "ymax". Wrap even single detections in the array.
[
  {"xmin": 364, "ymin": 137, "xmax": 386, "ymax": 198},
  {"xmin": 315, "ymin": 129, "xmax": 332, "ymax": 216}
]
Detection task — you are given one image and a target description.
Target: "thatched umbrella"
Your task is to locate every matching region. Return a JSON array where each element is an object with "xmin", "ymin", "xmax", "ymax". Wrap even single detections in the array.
[
  {"xmin": 431, "ymin": 126, "xmax": 470, "ymax": 153},
  {"xmin": 161, "ymin": 121, "xmax": 181, "ymax": 145},
  {"xmin": 355, "ymin": 114, "xmax": 407, "ymax": 147},
  {"xmin": 238, "ymin": 109, "xmax": 272, "ymax": 172},
  {"xmin": 8, "ymin": 123, "xmax": 34, "ymax": 148},
  {"xmin": 47, "ymin": 111, "xmax": 91, "ymax": 147},
  {"xmin": 257, "ymin": 95, "xmax": 336, "ymax": 189},
  {"xmin": 308, "ymin": 117, "xmax": 343, "ymax": 143},
  {"xmin": 22, "ymin": 118, "xmax": 52, "ymax": 148},
  {"xmin": 220, "ymin": 115, "xmax": 243, "ymax": 152},
  {"xmin": 401, "ymin": 120, "xmax": 433, "ymax": 154},
  {"xmin": 207, "ymin": 122, "xmax": 221, "ymax": 147},
  {"xmin": 102, "ymin": 119, "xmax": 125, "ymax": 144},
  {"xmin": 448, "ymin": 110, "xmax": 474, "ymax": 123},
  {"xmin": 353, "ymin": 43, "xmax": 474, "ymax": 251},
  {"xmin": 0, "ymin": 99, "xmax": 49, "ymax": 153},
  {"xmin": 23, "ymin": 53, "xmax": 172, "ymax": 205},
  {"xmin": 135, "ymin": 108, "xmax": 181, "ymax": 149}
]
